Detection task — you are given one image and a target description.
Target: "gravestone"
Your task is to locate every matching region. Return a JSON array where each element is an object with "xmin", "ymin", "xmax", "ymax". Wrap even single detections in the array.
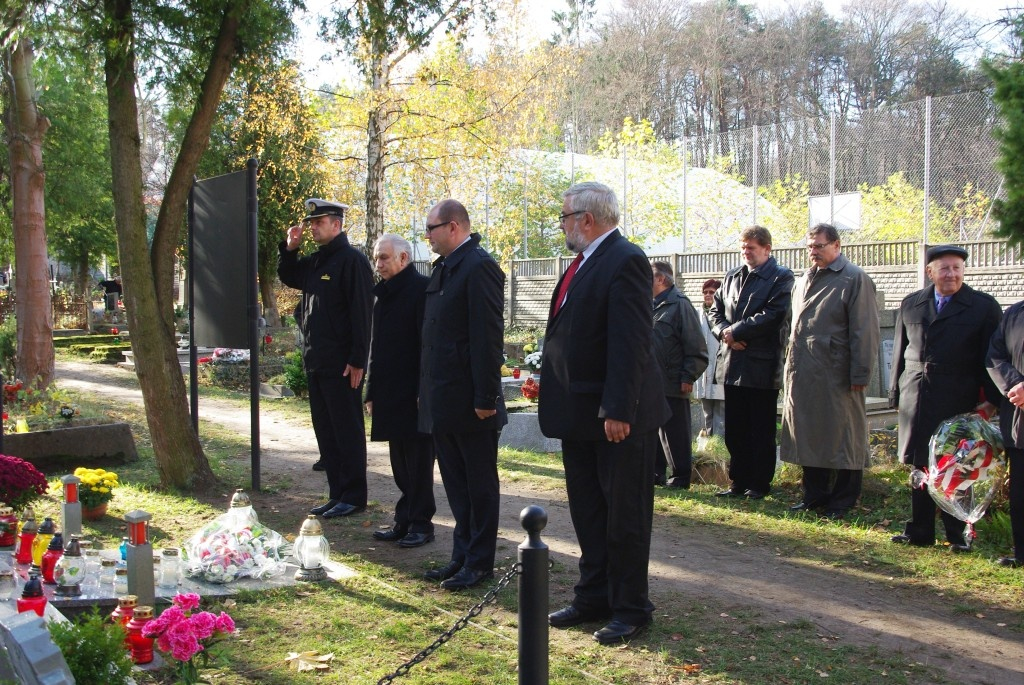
[{"xmin": 0, "ymin": 611, "xmax": 74, "ymax": 685}]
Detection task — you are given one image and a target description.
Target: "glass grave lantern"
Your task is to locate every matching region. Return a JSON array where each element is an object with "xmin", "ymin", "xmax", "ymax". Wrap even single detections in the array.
[
  {"xmin": 293, "ymin": 515, "xmax": 330, "ymax": 582},
  {"xmin": 54, "ymin": 535, "xmax": 87, "ymax": 596}
]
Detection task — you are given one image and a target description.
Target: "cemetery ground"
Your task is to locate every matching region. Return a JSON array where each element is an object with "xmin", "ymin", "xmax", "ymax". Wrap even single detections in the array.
[{"xmin": 34, "ymin": 357, "xmax": 1024, "ymax": 684}]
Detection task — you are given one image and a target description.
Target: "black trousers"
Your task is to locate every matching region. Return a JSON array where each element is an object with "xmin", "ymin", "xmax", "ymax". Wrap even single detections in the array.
[
  {"xmin": 388, "ymin": 436, "xmax": 436, "ymax": 534},
  {"xmin": 433, "ymin": 430, "xmax": 499, "ymax": 573},
  {"xmin": 802, "ymin": 466, "xmax": 863, "ymax": 513},
  {"xmin": 308, "ymin": 373, "xmax": 367, "ymax": 506},
  {"xmin": 655, "ymin": 396, "xmax": 693, "ymax": 486},
  {"xmin": 723, "ymin": 385, "xmax": 779, "ymax": 493},
  {"xmin": 562, "ymin": 430, "xmax": 656, "ymax": 626},
  {"xmin": 902, "ymin": 480, "xmax": 966, "ymax": 545},
  {"xmin": 1008, "ymin": 445, "xmax": 1024, "ymax": 560}
]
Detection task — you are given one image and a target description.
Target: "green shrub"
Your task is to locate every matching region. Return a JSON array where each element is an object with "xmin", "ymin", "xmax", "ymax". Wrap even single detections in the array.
[
  {"xmin": 0, "ymin": 316, "xmax": 15, "ymax": 379},
  {"xmin": 49, "ymin": 609, "xmax": 134, "ymax": 685},
  {"xmin": 283, "ymin": 350, "xmax": 307, "ymax": 397}
]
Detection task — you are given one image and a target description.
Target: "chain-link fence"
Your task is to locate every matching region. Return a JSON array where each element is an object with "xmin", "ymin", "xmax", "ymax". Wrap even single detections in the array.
[{"xmin": 467, "ymin": 91, "xmax": 1003, "ymax": 258}]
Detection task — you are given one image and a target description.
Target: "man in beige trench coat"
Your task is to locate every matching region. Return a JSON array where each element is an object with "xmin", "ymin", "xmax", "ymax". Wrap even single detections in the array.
[{"xmin": 781, "ymin": 223, "xmax": 880, "ymax": 519}]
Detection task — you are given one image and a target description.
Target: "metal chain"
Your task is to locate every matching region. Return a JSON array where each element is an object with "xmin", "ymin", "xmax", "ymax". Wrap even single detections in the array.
[{"xmin": 376, "ymin": 563, "xmax": 523, "ymax": 684}]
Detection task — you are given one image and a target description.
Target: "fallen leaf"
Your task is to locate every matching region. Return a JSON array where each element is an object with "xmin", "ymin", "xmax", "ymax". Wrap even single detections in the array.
[
  {"xmin": 670, "ymin": 633, "xmax": 684, "ymax": 641},
  {"xmin": 362, "ymin": 519, "xmax": 372, "ymax": 527},
  {"xmin": 976, "ymin": 613, "xmax": 986, "ymax": 619},
  {"xmin": 286, "ymin": 651, "xmax": 335, "ymax": 672},
  {"xmin": 683, "ymin": 663, "xmax": 702, "ymax": 674}
]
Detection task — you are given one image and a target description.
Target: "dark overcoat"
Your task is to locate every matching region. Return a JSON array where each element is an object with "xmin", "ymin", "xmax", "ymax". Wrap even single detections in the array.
[
  {"xmin": 418, "ymin": 234, "xmax": 507, "ymax": 435},
  {"xmin": 365, "ymin": 264, "xmax": 429, "ymax": 441},
  {"xmin": 987, "ymin": 300, "xmax": 1024, "ymax": 449},
  {"xmin": 889, "ymin": 283, "xmax": 1002, "ymax": 466},
  {"xmin": 538, "ymin": 230, "xmax": 669, "ymax": 440},
  {"xmin": 708, "ymin": 255, "xmax": 794, "ymax": 389}
]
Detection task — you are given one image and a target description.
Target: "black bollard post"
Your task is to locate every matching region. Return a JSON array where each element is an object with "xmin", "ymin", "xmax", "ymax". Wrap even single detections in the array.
[{"xmin": 518, "ymin": 505, "xmax": 549, "ymax": 685}]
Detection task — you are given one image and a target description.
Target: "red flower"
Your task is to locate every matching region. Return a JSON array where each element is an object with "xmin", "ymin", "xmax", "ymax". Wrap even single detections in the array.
[
  {"xmin": 198, "ymin": 357, "xmax": 213, "ymax": 364},
  {"xmin": 263, "ymin": 335, "xmax": 272, "ymax": 344},
  {"xmin": 110, "ymin": 327, "xmax": 119, "ymax": 334}
]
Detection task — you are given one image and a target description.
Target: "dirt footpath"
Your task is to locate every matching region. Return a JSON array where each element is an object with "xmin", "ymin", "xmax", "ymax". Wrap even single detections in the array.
[{"xmin": 56, "ymin": 360, "xmax": 1024, "ymax": 685}]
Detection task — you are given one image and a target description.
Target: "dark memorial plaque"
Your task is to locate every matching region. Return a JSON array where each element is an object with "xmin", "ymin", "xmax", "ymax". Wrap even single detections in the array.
[{"xmin": 193, "ymin": 171, "xmax": 249, "ymax": 348}]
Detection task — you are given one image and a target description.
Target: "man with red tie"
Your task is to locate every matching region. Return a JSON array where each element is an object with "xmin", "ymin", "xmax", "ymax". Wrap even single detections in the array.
[{"xmin": 539, "ymin": 181, "xmax": 669, "ymax": 646}]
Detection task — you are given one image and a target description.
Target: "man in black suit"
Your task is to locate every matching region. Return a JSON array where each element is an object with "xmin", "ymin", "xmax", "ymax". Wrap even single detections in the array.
[
  {"xmin": 890, "ymin": 244, "xmax": 1001, "ymax": 550},
  {"xmin": 278, "ymin": 199, "xmax": 373, "ymax": 519},
  {"xmin": 418, "ymin": 199, "xmax": 507, "ymax": 590},
  {"xmin": 709, "ymin": 226, "xmax": 794, "ymax": 499},
  {"xmin": 539, "ymin": 181, "xmax": 670, "ymax": 646},
  {"xmin": 365, "ymin": 234, "xmax": 435, "ymax": 549}
]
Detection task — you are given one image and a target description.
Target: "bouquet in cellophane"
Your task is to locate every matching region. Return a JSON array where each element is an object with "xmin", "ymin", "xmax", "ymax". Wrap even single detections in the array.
[
  {"xmin": 182, "ymin": 499, "xmax": 288, "ymax": 583},
  {"xmin": 912, "ymin": 412, "xmax": 1007, "ymax": 541}
]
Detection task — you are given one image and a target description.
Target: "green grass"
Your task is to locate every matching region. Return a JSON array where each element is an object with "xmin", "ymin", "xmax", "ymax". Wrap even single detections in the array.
[{"xmin": 24, "ymin": 370, "xmax": 1022, "ymax": 685}]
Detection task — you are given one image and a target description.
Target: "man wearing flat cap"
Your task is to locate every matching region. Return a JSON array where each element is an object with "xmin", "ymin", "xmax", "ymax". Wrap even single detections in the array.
[
  {"xmin": 889, "ymin": 244, "xmax": 1002, "ymax": 551},
  {"xmin": 279, "ymin": 199, "xmax": 374, "ymax": 519}
]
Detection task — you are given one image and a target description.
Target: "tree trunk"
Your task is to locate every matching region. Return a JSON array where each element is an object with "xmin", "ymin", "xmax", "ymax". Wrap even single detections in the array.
[
  {"xmin": 363, "ymin": 52, "xmax": 389, "ymax": 255},
  {"xmin": 103, "ymin": 0, "xmax": 213, "ymax": 489},
  {"xmin": 258, "ymin": 255, "xmax": 280, "ymax": 327},
  {"xmin": 3, "ymin": 38, "xmax": 54, "ymax": 388}
]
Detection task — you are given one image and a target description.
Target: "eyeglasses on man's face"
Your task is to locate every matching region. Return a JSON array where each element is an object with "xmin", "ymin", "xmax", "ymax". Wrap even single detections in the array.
[
  {"xmin": 425, "ymin": 220, "xmax": 452, "ymax": 233},
  {"xmin": 559, "ymin": 211, "xmax": 585, "ymax": 224},
  {"xmin": 806, "ymin": 241, "xmax": 835, "ymax": 250}
]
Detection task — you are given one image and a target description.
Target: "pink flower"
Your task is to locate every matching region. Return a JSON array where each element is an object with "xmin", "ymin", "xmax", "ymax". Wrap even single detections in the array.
[
  {"xmin": 167, "ymin": 621, "xmax": 202, "ymax": 662},
  {"xmin": 189, "ymin": 611, "xmax": 216, "ymax": 640},
  {"xmin": 214, "ymin": 611, "xmax": 235, "ymax": 634},
  {"xmin": 174, "ymin": 592, "xmax": 201, "ymax": 612}
]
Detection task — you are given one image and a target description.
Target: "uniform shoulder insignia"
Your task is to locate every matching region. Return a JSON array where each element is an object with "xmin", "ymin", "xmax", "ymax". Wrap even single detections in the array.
[{"xmin": 321, "ymin": 274, "xmax": 331, "ymax": 280}]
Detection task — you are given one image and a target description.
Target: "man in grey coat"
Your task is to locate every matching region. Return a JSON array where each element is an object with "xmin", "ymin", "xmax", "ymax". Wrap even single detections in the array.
[
  {"xmin": 651, "ymin": 261, "xmax": 708, "ymax": 488},
  {"xmin": 709, "ymin": 226, "xmax": 794, "ymax": 499},
  {"xmin": 781, "ymin": 223, "xmax": 879, "ymax": 519},
  {"xmin": 890, "ymin": 245, "xmax": 1001, "ymax": 551}
]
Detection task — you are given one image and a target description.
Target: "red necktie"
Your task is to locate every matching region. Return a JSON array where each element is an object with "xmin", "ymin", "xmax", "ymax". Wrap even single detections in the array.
[{"xmin": 552, "ymin": 253, "xmax": 584, "ymax": 317}]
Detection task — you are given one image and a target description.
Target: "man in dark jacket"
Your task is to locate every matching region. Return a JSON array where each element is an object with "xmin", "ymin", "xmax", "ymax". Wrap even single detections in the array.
[
  {"xmin": 651, "ymin": 261, "xmax": 708, "ymax": 488},
  {"xmin": 365, "ymin": 234, "xmax": 435, "ymax": 548},
  {"xmin": 986, "ymin": 299, "xmax": 1024, "ymax": 568},
  {"xmin": 709, "ymin": 226, "xmax": 794, "ymax": 499},
  {"xmin": 418, "ymin": 199, "xmax": 506, "ymax": 590},
  {"xmin": 890, "ymin": 244, "xmax": 1001, "ymax": 551},
  {"xmin": 278, "ymin": 199, "xmax": 374, "ymax": 519},
  {"xmin": 540, "ymin": 182, "xmax": 670, "ymax": 646}
]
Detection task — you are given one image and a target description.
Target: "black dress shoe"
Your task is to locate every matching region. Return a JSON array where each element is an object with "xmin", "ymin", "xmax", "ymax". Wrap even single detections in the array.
[
  {"xmin": 424, "ymin": 560, "xmax": 462, "ymax": 582},
  {"xmin": 997, "ymin": 556, "xmax": 1023, "ymax": 568},
  {"xmin": 743, "ymin": 489, "xmax": 767, "ymax": 499},
  {"xmin": 653, "ymin": 474, "xmax": 666, "ymax": 486},
  {"xmin": 397, "ymin": 532, "xmax": 434, "ymax": 548},
  {"xmin": 665, "ymin": 478, "xmax": 690, "ymax": 489},
  {"xmin": 593, "ymin": 619, "xmax": 650, "ymax": 645},
  {"xmin": 440, "ymin": 566, "xmax": 493, "ymax": 590},
  {"xmin": 948, "ymin": 542, "xmax": 972, "ymax": 553},
  {"xmin": 548, "ymin": 605, "xmax": 611, "ymax": 628},
  {"xmin": 789, "ymin": 501, "xmax": 824, "ymax": 512},
  {"xmin": 309, "ymin": 499, "xmax": 340, "ymax": 516},
  {"xmin": 715, "ymin": 488, "xmax": 744, "ymax": 497},
  {"xmin": 822, "ymin": 509, "xmax": 846, "ymax": 520},
  {"xmin": 322, "ymin": 502, "xmax": 365, "ymax": 518},
  {"xmin": 312, "ymin": 460, "xmax": 325, "ymax": 471},
  {"xmin": 890, "ymin": 534, "xmax": 931, "ymax": 547},
  {"xmin": 372, "ymin": 527, "xmax": 408, "ymax": 542}
]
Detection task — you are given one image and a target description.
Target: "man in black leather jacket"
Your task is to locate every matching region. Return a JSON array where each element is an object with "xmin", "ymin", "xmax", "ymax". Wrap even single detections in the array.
[{"xmin": 709, "ymin": 226, "xmax": 794, "ymax": 499}]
